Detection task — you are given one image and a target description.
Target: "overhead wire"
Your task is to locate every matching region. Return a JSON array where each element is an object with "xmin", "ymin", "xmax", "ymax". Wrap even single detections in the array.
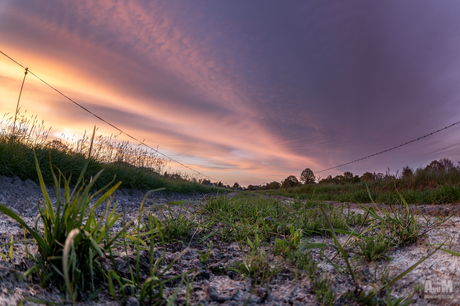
[
  {"xmin": 315, "ymin": 120, "xmax": 460, "ymax": 173},
  {"xmin": 0, "ymin": 49, "xmax": 219, "ymax": 182}
]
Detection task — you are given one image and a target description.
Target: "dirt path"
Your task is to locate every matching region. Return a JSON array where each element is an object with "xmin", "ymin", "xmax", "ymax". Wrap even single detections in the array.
[{"xmin": 0, "ymin": 177, "xmax": 459, "ymax": 305}]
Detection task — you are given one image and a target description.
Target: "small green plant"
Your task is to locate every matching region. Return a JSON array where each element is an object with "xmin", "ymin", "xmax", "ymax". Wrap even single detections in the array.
[
  {"xmin": 158, "ymin": 205, "xmax": 196, "ymax": 243},
  {"xmin": 353, "ymin": 231, "xmax": 396, "ymax": 262},
  {"xmin": 274, "ymin": 225, "xmax": 303, "ymax": 256},
  {"xmin": 230, "ymin": 253, "xmax": 280, "ymax": 284},
  {"xmin": 230, "ymin": 234, "xmax": 280, "ymax": 283},
  {"xmin": 8, "ymin": 235, "xmax": 13, "ymax": 261},
  {"xmin": 319, "ymin": 203, "xmax": 359, "ymax": 290},
  {"xmin": 0, "ymin": 235, "xmax": 20, "ymax": 261},
  {"xmin": 292, "ymin": 250, "xmax": 334, "ymax": 305},
  {"xmin": 361, "ymin": 187, "xmax": 426, "ymax": 246},
  {"xmin": 313, "ymin": 273, "xmax": 335, "ymax": 305},
  {"xmin": 106, "ymin": 190, "xmax": 194, "ymax": 305},
  {"xmin": 198, "ymin": 242, "xmax": 213, "ymax": 265},
  {"xmin": 345, "ymin": 285, "xmax": 413, "ymax": 306},
  {"xmin": 140, "ymin": 207, "xmax": 195, "ymax": 244},
  {"xmin": 0, "ymin": 129, "xmax": 123, "ymax": 302}
]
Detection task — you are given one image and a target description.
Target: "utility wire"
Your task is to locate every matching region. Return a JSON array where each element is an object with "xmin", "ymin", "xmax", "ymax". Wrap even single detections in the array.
[
  {"xmin": 316, "ymin": 120, "xmax": 460, "ymax": 173},
  {"xmin": 0, "ymin": 50, "xmax": 219, "ymax": 182}
]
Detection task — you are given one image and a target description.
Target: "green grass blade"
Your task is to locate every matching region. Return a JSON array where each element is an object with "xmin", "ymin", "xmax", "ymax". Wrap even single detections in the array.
[
  {"xmin": 88, "ymin": 181, "xmax": 121, "ymax": 215},
  {"xmin": 167, "ymin": 200, "xmax": 192, "ymax": 205},
  {"xmin": 319, "ymin": 203, "xmax": 358, "ymax": 288},
  {"xmin": 383, "ymin": 240, "xmax": 446, "ymax": 289},
  {"xmin": 34, "ymin": 152, "xmax": 54, "ymax": 221},
  {"xmin": 298, "ymin": 241, "xmax": 328, "ymax": 250},
  {"xmin": 85, "ymin": 231, "xmax": 105, "ymax": 259},
  {"xmin": 107, "ymin": 270, "xmax": 122, "ymax": 302},
  {"xmin": 71, "ymin": 126, "xmax": 96, "ymax": 198},
  {"xmin": 439, "ymin": 247, "xmax": 460, "ymax": 256},
  {"xmin": 0, "ymin": 204, "xmax": 50, "ymax": 254},
  {"xmin": 63, "ymin": 228, "xmax": 80, "ymax": 302},
  {"xmin": 8, "ymin": 235, "xmax": 13, "ymax": 261}
]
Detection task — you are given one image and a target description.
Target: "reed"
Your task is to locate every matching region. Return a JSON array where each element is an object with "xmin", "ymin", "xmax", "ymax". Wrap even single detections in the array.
[{"xmin": 0, "ymin": 110, "xmax": 222, "ymax": 193}]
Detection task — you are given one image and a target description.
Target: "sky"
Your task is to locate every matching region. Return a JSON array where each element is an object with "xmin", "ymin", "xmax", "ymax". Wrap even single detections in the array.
[{"xmin": 1, "ymin": 0, "xmax": 460, "ymax": 186}]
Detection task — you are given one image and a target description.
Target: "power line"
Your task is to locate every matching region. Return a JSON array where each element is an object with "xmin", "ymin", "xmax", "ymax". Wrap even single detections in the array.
[
  {"xmin": 0, "ymin": 49, "xmax": 219, "ymax": 182},
  {"xmin": 316, "ymin": 120, "xmax": 460, "ymax": 173}
]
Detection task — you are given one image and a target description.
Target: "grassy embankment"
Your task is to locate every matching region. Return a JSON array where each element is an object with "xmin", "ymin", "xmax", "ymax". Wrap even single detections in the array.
[{"xmin": 0, "ymin": 111, "xmax": 223, "ymax": 194}]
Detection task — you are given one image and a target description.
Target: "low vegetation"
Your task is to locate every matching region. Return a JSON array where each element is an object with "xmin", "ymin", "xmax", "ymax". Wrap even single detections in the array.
[
  {"xmin": 1, "ymin": 159, "xmax": 455, "ymax": 304},
  {"xmin": 0, "ymin": 110, "xmax": 225, "ymax": 193},
  {"xmin": 254, "ymin": 160, "xmax": 460, "ymax": 205}
]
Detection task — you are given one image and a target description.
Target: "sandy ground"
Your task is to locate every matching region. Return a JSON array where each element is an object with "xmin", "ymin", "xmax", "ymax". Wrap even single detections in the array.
[{"xmin": 0, "ymin": 176, "xmax": 459, "ymax": 305}]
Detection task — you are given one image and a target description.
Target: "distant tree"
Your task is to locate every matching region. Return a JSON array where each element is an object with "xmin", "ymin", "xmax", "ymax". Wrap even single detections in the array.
[
  {"xmin": 332, "ymin": 175, "xmax": 344, "ymax": 184},
  {"xmin": 360, "ymin": 172, "xmax": 374, "ymax": 182},
  {"xmin": 232, "ymin": 182, "xmax": 241, "ymax": 189},
  {"xmin": 281, "ymin": 175, "xmax": 300, "ymax": 188},
  {"xmin": 202, "ymin": 179, "xmax": 211, "ymax": 185},
  {"xmin": 440, "ymin": 158, "xmax": 454, "ymax": 171},
  {"xmin": 300, "ymin": 168, "xmax": 315, "ymax": 184},
  {"xmin": 426, "ymin": 160, "xmax": 445, "ymax": 173},
  {"xmin": 425, "ymin": 158, "xmax": 454, "ymax": 173},
  {"xmin": 317, "ymin": 175, "xmax": 333, "ymax": 184},
  {"xmin": 343, "ymin": 171, "xmax": 353, "ymax": 182},
  {"xmin": 266, "ymin": 181, "xmax": 281, "ymax": 190},
  {"xmin": 384, "ymin": 168, "xmax": 396, "ymax": 180},
  {"xmin": 402, "ymin": 166, "xmax": 414, "ymax": 178}
]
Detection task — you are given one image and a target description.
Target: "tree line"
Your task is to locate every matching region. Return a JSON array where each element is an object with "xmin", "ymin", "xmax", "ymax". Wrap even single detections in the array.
[{"xmin": 240, "ymin": 158, "xmax": 460, "ymax": 191}]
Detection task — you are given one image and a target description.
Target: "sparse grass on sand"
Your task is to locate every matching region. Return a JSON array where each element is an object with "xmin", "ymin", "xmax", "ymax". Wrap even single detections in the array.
[{"xmin": 2, "ymin": 172, "xmax": 457, "ymax": 304}]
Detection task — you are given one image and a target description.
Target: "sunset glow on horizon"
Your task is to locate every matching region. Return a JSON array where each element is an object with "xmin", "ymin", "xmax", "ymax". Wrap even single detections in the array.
[{"xmin": 2, "ymin": 1, "xmax": 460, "ymax": 186}]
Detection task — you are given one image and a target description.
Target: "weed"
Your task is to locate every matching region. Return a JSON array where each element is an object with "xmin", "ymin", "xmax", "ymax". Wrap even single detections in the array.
[
  {"xmin": 156, "ymin": 205, "xmax": 196, "ymax": 243},
  {"xmin": 273, "ymin": 225, "xmax": 303, "ymax": 256},
  {"xmin": 230, "ymin": 234, "xmax": 280, "ymax": 283},
  {"xmin": 361, "ymin": 188, "xmax": 426, "ymax": 245},
  {"xmin": 230, "ymin": 253, "xmax": 280, "ymax": 284},
  {"xmin": 198, "ymin": 242, "xmax": 213, "ymax": 265},
  {"xmin": 353, "ymin": 231, "xmax": 396, "ymax": 262},
  {"xmin": 314, "ymin": 274, "xmax": 335, "ymax": 305},
  {"xmin": 290, "ymin": 249, "xmax": 334, "ymax": 305},
  {"xmin": 107, "ymin": 191, "xmax": 192, "ymax": 305},
  {"xmin": 0, "ymin": 129, "xmax": 122, "ymax": 302}
]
